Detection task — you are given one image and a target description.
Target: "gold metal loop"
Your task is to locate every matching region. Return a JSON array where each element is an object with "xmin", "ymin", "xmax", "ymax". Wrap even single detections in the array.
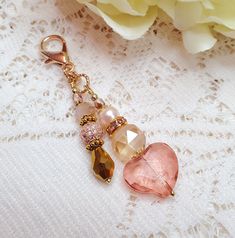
[
  {"xmin": 63, "ymin": 62, "xmax": 75, "ymax": 72},
  {"xmin": 40, "ymin": 35, "xmax": 70, "ymax": 65},
  {"xmin": 76, "ymin": 74, "xmax": 90, "ymax": 94}
]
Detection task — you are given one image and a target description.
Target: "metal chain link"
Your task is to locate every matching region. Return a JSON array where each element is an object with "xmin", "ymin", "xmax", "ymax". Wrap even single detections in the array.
[{"xmin": 62, "ymin": 62, "xmax": 98, "ymax": 102}]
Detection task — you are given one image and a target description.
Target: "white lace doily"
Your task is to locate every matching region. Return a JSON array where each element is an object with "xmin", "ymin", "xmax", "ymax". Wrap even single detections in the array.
[{"xmin": 0, "ymin": 1, "xmax": 235, "ymax": 237}]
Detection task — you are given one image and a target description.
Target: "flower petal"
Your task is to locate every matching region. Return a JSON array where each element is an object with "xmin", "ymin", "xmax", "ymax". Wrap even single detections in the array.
[
  {"xmin": 214, "ymin": 25, "xmax": 235, "ymax": 39},
  {"xmin": 97, "ymin": 0, "xmax": 150, "ymax": 16},
  {"xmin": 155, "ymin": 0, "xmax": 176, "ymax": 19},
  {"xmin": 174, "ymin": 1, "xmax": 203, "ymax": 30},
  {"xmin": 182, "ymin": 24, "xmax": 217, "ymax": 53},
  {"xmin": 85, "ymin": 2, "xmax": 158, "ymax": 40},
  {"xmin": 201, "ymin": 0, "xmax": 235, "ymax": 29}
]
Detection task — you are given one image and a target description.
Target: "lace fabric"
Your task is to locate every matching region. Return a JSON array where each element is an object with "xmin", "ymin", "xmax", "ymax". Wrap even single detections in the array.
[{"xmin": 0, "ymin": 1, "xmax": 234, "ymax": 237}]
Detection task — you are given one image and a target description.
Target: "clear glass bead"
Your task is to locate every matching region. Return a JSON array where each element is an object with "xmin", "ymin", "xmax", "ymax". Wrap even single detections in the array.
[{"xmin": 76, "ymin": 102, "xmax": 96, "ymax": 121}]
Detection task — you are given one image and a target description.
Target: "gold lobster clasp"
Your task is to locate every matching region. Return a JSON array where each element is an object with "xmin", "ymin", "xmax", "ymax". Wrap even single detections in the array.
[{"xmin": 40, "ymin": 35, "xmax": 70, "ymax": 65}]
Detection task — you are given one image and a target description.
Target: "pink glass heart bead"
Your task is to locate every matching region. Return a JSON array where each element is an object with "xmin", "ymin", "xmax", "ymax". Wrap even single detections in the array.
[{"xmin": 123, "ymin": 143, "xmax": 178, "ymax": 198}]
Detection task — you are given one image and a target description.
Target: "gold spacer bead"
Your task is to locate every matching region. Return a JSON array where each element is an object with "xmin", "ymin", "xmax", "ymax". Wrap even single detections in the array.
[
  {"xmin": 80, "ymin": 114, "xmax": 97, "ymax": 126},
  {"xmin": 86, "ymin": 145, "xmax": 91, "ymax": 151},
  {"xmin": 86, "ymin": 138, "xmax": 104, "ymax": 151}
]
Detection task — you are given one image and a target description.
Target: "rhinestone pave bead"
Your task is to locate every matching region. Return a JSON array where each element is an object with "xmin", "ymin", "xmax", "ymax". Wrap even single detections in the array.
[
  {"xmin": 80, "ymin": 122, "xmax": 104, "ymax": 145},
  {"xmin": 123, "ymin": 143, "xmax": 178, "ymax": 197},
  {"xmin": 91, "ymin": 147, "xmax": 115, "ymax": 183},
  {"xmin": 111, "ymin": 124, "xmax": 146, "ymax": 163},
  {"xmin": 106, "ymin": 116, "xmax": 127, "ymax": 135}
]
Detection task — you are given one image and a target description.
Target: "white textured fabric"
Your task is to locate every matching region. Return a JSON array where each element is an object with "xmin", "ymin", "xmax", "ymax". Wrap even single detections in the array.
[{"xmin": 0, "ymin": 1, "xmax": 235, "ymax": 237}]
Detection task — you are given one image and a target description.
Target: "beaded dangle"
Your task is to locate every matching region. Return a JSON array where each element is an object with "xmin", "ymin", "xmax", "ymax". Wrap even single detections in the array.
[
  {"xmin": 40, "ymin": 35, "xmax": 178, "ymax": 197},
  {"xmin": 41, "ymin": 35, "xmax": 114, "ymax": 183}
]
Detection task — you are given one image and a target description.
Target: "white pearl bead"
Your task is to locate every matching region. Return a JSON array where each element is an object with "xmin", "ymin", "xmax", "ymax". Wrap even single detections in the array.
[{"xmin": 98, "ymin": 106, "xmax": 119, "ymax": 129}]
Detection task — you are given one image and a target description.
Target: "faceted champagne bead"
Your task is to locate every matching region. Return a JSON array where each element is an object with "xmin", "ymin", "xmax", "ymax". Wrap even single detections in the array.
[
  {"xmin": 111, "ymin": 124, "xmax": 146, "ymax": 163},
  {"xmin": 76, "ymin": 102, "xmax": 96, "ymax": 121},
  {"xmin": 91, "ymin": 147, "xmax": 115, "ymax": 183},
  {"xmin": 98, "ymin": 106, "xmax": 119, "ymax": 129}
]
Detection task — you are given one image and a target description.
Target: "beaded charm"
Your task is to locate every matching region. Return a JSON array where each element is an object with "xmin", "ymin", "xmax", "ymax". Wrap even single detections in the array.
[
  {"xmin": 40, "ymin": 35, "xmax": 178, "ymax": 197},
  {"xmin": 41, "ymin": 35, "xmax": 114, "ymax": 183},
  {"xmin": 97, "ymin": 105, "xmax": 178, "ymax": 197}
]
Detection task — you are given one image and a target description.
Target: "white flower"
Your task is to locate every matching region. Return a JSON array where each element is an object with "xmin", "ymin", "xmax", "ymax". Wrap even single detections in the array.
[
  {"xmin": 77, "ymin": 0, "xmax": 158, "ymax": 40},
  {"xmin": 77, "ymin": 0, "xmax": 235, "ymax": 53},
  {"xmin": 157, "ymin": 0, "xmax": 235, "ymax": 53}
]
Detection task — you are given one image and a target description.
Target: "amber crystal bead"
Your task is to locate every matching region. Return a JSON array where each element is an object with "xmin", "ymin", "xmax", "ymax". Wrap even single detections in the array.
[{"xmin": 91, "ymin": 147, "xmax": 115, "ymax": 183}]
